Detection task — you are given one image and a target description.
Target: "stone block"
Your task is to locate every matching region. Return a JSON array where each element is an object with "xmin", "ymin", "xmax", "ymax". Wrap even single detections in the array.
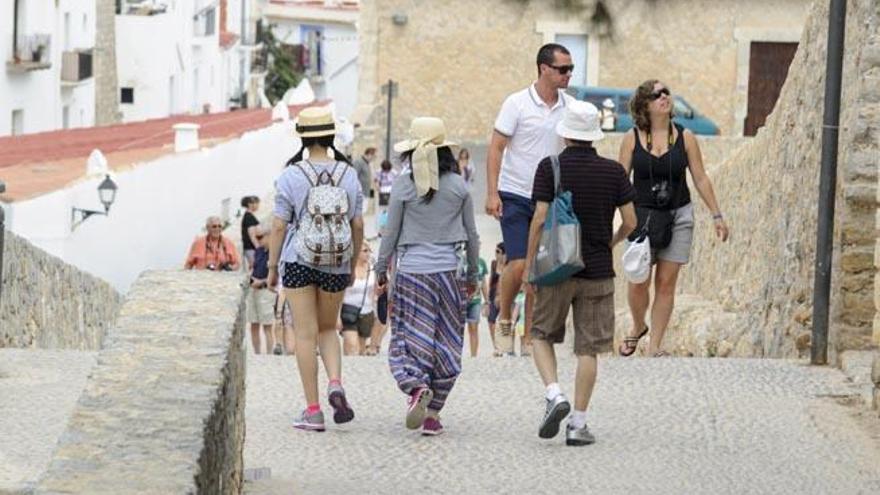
[
  {"xmin": 844, "ymin": 184, "xmax": 878, "ymax": 207},
  {"xmin": 840, "ymin": 248, "xmax": 874, "ymax": 273},
  {"xmin": 872, "ymin": 353, "xmax": 880, "ymax": 385},
  {"xmin": 34, "ymin": 270, "xmax": 246, "ymax": 495}
]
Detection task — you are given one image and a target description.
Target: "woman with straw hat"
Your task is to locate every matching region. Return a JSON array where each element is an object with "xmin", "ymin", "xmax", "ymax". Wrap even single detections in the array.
[
  {"xmin": 375, "ymin": 117, "xmax": 480, "ymax": 436},
  {"xmin": 268, "ymin": 105, "xmax": 364, "ymax": 432}
]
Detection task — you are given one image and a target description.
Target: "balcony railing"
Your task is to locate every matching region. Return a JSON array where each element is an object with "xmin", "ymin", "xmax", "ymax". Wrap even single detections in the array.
[
  {"xmin": 7, "ymin": 33, "xmax": 52, "ymax": 72},
  {"xmin": 117, "ymin": 0, "xmax": 169, "ymax": 15},
  {"xmin": 62, "ymin": 50, "xmax": 94, "ymax": 84}
]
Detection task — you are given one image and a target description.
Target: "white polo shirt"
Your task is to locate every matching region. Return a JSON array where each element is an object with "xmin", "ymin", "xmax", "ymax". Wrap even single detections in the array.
[{"xmin": 494, "ymin": 84, "xmax": 571, "ymax": 199}]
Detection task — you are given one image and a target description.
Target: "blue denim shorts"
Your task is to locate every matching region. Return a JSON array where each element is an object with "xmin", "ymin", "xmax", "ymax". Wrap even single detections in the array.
[{"xmin": 499, "ymin": 191, "xmax": 534, "ymax": 261}]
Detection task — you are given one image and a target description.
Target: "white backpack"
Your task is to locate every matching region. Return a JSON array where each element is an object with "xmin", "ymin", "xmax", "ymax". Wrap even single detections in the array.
[{"xmin": 292, "ymin": 161, "xmax": 353, "ymax": 267}]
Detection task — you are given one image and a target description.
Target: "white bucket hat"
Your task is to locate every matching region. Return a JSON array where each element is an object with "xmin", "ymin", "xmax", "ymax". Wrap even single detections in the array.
[
  {"xmin": 602, "ymin": 98, "xmax": 615, "ymax": 109},
  {"xmin": 555, "ymin": 100, "xmax": 605, "ymax": 142}
]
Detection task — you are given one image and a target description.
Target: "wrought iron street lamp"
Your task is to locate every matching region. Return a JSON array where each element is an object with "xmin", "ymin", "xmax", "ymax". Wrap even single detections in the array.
[{"xmin": 71, "ymin": 174, "xmax": 118, "ymax": 230}]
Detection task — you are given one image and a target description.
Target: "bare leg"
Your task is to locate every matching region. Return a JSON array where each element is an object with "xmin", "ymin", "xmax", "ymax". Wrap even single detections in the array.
[
  {"xmin": 358, "ymin": 337, "xmax": 367, "ymax": 355},
  {"xmin": 573, "ymin": 354, "xmax": 598, "ymax": 411},
  {"xmin": 647, "ymin": 261, "xmax": 682, "ymax": 355},
  {"xmin": 263, "ymin": 324, "xmax": 275, "ymax": 351},
  {"xmin": 287, "ymin": 287, "xmax": 319, "ymax": 404},
  {"xmin": 316, "ymin": 290, "xmax": 345, "ymax": 381},
  {"xmin": 531, "ymin": 339, "xmax": 558, "ymax": 386},
  {"xmin": 497, "ymin": 259, "xmax": 525, "ymax": 352},
  {"xmin": 627, "ymin": 277, "xmax": 652, "ymax": 338},
  {"xmin": 467, "ymin": 322, "xmax": 479, "ymax": 357},
  {"xmin": 250, "ymin": 323, "xmax": 262, "ymax": 354},
  {"xmin": 283, "ymin": 323, "xmax": 296, "ymax": 355},
  {"xmin": 342, "ymin": 330, "xmax": 359, "ymax": 356},
  {"xmin": 523, "ymin": 291, "xmax": 534, "ymax": 347}
]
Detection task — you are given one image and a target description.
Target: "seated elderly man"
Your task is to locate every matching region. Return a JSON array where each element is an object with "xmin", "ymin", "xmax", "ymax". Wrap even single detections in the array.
[{"xmin": 184, "ymin": 215, "xmax": 241, "ymax": 271}]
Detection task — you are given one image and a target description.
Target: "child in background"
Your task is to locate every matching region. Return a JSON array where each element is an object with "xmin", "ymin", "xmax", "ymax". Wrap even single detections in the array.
[{"xmin": 247, "ymin": 226, "xmax": 276, "ymax": 354}]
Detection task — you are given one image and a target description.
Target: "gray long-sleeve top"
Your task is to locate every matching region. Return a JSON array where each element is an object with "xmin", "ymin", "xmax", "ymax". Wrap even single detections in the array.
[{"xmin": 375, "ymin": 171, "xmax": 481, "ymax": 282}]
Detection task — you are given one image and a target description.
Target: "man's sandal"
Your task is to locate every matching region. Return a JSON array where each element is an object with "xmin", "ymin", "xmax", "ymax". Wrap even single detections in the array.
[{"xmin": 618, "ymin": 326, "xmax": 649, "ymax": 357}]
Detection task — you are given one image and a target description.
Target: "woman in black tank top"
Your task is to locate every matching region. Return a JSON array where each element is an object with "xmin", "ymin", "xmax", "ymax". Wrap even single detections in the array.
[{"xmin": 616, "ymin": 79, "xmax": 730, "ymax": 358}]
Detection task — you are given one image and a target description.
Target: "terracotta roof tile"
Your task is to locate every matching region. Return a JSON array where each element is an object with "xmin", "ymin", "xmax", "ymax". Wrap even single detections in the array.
[{"xmin": 0, "ymin": 102, "xmax": 324, "ymax": 202}]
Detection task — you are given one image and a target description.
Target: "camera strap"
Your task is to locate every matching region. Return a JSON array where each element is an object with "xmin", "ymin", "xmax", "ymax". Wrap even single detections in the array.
[{"xmin": 646, "ymin": 122, "xmax": 684, "ymax": 209}]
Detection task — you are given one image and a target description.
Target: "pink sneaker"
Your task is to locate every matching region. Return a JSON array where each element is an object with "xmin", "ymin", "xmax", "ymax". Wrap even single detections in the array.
[
  {"xmin": 406, "ymin": 387, "xmax": 433, "ymax": 430},
  {"xmin": 421, "ymin": 417, "xmax": 444, "ymax": 436}
]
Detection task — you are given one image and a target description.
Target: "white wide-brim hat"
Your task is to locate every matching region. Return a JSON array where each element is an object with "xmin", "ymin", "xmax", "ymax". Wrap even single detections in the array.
[{"xmin": 556, "ymin": 100, "xmax": 605, "ymax": 142}]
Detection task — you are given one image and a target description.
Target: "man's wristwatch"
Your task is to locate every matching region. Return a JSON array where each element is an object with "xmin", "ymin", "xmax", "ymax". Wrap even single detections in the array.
[{"xmin": 712, "ymin": 213, "xmax": 724, "ymax": 221}]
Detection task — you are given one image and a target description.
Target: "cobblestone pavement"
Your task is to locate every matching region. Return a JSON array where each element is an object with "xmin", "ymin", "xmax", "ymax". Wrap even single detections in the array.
[
  {"xmin": 244, "ymin": 352, "xmax": 880, "ymax": 494},
  {"xmin": 0, "ymin": 349, "xmax": 97, "ymax": 494}
]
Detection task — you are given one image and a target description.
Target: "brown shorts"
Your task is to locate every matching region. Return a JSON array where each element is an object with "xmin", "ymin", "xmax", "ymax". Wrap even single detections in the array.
[
  {"xmin": 531, "ymin": 277, "xmax": 615, "ymax": 356},
  {"xmin": 342, "ymin": 312, "xmax": 375, "ymax": 339}
]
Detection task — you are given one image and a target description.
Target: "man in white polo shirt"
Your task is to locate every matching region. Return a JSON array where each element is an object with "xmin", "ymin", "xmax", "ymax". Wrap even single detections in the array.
[{"xmin": 486, "ymin": 43, "xmax": 573, "ymax": 355}]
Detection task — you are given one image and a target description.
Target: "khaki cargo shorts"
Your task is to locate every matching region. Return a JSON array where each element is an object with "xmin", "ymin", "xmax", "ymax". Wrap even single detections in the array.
[{"xmin": 531, "ymin": 277, "xmax": 615, "ymax": 356}]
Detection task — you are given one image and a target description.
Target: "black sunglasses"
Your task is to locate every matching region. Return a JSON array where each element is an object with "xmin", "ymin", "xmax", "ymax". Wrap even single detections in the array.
[
  {"xmin": 650, "ymin": 87, "xmax": 671, "ymax": 100},
  {"xmin": 548, "ymin": 64, "xmax": 575, "ymax": 75}
]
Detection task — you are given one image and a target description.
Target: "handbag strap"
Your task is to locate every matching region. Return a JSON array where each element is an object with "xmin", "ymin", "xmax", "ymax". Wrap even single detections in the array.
[
  {"xmin": 550, "ymin": 154, "xmax": 562, "ymax": 197},
  {"xmin": 356, "ymin": 264, "xmax": 371, "ymax": 308}
]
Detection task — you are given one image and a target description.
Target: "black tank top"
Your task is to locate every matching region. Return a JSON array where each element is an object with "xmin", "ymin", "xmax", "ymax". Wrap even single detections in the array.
[{"xmin": 631, "ymin": 123, "xmax": 691, "ymax": 210}]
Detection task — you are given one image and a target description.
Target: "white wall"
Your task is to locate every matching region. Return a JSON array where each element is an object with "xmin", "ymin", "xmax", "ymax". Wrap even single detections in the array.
[
  {"xmin": 0, "ymin": 0, "xmax": 96, "ymax": 136},
  {"xmin": 116, "ymin": 0, "xmax": 250, "ymax": 122},
  {"xmin": 271, "ymin": 20, "xmax": 358, "ymax": 118},
  {"xmin": 6, "ymin": 121, "xmax": 301, "ymax": 292}
]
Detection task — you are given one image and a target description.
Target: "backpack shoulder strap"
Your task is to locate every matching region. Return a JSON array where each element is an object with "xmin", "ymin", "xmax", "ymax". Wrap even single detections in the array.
[
  {"xmin": 296, "ymin": 161, "xmax": 319, "ymax": 187},
  {"xmin": 549, "ymin": 154, "xmax": 562, "ymax": 197},
  {"xmin": 330, "ymin": 161, "xmax": 350, "ymax": 186}
]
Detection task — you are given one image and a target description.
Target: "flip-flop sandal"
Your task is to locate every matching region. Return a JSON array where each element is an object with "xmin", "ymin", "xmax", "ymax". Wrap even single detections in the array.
[
  {"xmin": 653, "ymin": 350, "xmax": 669, "ymax": 358},
  {"xmin": 618, "ymin": 326, "xmax": 649, "ymax": 357}
]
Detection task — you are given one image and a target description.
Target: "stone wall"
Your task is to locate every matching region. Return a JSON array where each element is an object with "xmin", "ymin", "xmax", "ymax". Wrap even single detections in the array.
[
  {"xmin": 0, "ymin": 230, "xmax": 122, "ymax": 350},
  {"xmin": 356, "ymin": 0, "xmax": 807, "ymax": 154},
  {"xmin": 624, "ymin": 0, "xmax": 880, "ymax": 359},
  {"xmin": 34, "ymin": 270, "xmax": 246, "ymax": 495},
  {"xmin": 94, "ymin": 0, "xmax": 121, "ymax": 126}
]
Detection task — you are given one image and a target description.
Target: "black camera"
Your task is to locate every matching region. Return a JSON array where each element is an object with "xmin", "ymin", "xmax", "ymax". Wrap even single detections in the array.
[{"xmin": 651, "ymin": 180, "xmax": 671, "ymax": 207}]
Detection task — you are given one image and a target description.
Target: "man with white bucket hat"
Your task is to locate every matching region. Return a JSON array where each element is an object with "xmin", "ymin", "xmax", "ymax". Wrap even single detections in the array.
[{"xmin": 524, "ymin": 100, "xmax": 637, "ymax": 446}]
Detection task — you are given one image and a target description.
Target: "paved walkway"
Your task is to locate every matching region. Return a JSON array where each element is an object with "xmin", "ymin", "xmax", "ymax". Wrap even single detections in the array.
[
  {"xmin": 243, "ymin": 352, "xmax": 880, "ymax": 494},
  {"xmin": 0, "ymin": 349, "xmax": 97, "ymax": 494}
]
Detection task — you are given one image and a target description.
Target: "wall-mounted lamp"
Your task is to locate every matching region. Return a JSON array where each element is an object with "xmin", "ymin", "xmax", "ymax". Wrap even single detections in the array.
[
  {"xmin": 391, "ymin": 12, "xmax": 408, "ymax": 26},
  {"xmin": 71, "ymin": 174, "xmax": 118, "ymax": 230}
]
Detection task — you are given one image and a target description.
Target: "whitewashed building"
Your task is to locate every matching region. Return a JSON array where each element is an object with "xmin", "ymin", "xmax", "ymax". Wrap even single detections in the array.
[
  {"xmin": 264, "ymin": 0, "xmax": 359, "ymax": 118},
  {"xmin": 115, "ymin": 0, "xmax": 258, "ymax": 122},
  {"xmin": 1, "ymin": 0, "xmax": 97, "ymax": 136}
]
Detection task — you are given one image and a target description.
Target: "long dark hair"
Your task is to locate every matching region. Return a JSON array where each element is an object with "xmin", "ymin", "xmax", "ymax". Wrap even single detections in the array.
[
  {"xmin": 629, "ymin": 79, "xmax": 676, "ymax": 132},
  {"xmin": 400, "ymin": 146, "xmax": 458, "ymax": 203},
  {"xmin": 285, "ymin": 134, "xmax": 352, "ymax": 167}
]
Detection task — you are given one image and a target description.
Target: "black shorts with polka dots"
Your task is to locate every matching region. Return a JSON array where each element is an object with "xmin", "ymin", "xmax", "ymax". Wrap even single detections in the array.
[{"xmin": 282, "ymin": 263, "xmax": 351, "ymax": 293}]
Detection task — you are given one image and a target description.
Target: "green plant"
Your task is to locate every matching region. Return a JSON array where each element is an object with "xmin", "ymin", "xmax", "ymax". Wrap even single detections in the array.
[{"xmin": 259, "ymin": 26, "xmax": 303, "ymax": 105}]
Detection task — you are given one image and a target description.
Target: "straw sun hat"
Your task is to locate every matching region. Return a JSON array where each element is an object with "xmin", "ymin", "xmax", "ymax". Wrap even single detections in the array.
[{"xmin": 295, "ymin": 106, "xmax": 336, "ymax": 138}]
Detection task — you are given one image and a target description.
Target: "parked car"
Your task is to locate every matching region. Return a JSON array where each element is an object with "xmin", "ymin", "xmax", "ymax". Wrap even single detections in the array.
[{"xmin": 566, "ymin": 85, "xmax": 720, "ymax": 135}]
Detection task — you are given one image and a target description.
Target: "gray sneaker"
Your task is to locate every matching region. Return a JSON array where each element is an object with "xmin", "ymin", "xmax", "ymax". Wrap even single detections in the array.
[
  {"xmin": 328, "ymin": 383, "xmax": 355, "ymax": 424},
  {"xmin": 538, "ymin": 394, "xmax": 571, "ymax": 439},
  {"xmin": 292, "ymin": 409, "xmax": 325, "ymax": 432},
  {"xmin": 565, "ymin": 422, "xmax": 596, "ymax": 446}
]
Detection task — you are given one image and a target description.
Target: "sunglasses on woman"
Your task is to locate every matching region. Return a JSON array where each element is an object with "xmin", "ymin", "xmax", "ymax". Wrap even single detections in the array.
[{"xmin": 650, "ymin": 87, "xmax": 671, "ymax": 100}]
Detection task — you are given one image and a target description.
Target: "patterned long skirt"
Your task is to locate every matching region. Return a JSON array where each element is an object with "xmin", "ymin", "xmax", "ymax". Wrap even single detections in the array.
[{"xmin": 388, "ymin": 270, "xmax": 466, "ymax": 413}]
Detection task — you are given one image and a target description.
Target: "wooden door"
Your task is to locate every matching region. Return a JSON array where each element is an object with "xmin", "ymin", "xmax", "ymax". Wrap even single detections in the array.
[{"xmin": 744, "ymin": 42, "xmax": 798, "ymax": 136}]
